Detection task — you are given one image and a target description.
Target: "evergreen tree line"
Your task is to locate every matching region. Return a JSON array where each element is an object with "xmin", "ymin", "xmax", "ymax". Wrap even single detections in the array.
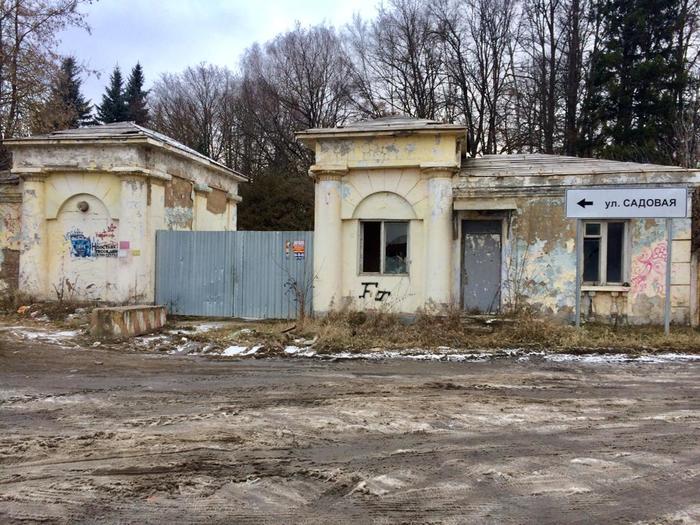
[
  {"xmin": 95, "ymin": 64, "xmax": 150, "ymax": 125},
  {"xmin": 35, "ymin": 61, "xmax": 150, "ymax": 129}
]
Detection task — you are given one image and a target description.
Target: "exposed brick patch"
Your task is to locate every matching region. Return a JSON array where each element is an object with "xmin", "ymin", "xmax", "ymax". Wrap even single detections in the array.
[
  {"xmin": 164, "ymin": 175, "xmax": 193, "ymax": 229},
  {"xmin": 206, "ymin": 188, "xmax": 227, "ymax": 214},
  {"xmin": 164, "ymin": 175, "xmax": 193, "ymax": 209},
  {"xmin": 0, "ymin": 248, "xmax": 19, "ymax": 291}
]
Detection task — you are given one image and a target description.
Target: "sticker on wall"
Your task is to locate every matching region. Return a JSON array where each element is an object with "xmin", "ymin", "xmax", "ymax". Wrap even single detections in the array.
[
  {"xmin": 131, "ymin": 249, "xmax": 141, "ymax": 256},
  {"xmin": 292, "ymin": 240, "xmax": 305, "ymax": 260},
  {"xmin": 118, "ymin": 241, "xmax": 130, "ymax": 258}
]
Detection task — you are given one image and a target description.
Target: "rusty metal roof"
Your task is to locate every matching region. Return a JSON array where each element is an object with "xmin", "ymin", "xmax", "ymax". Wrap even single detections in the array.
[
  {"xmin": 460, "ymin": 153, "xmax": 690, "ymax": 176},
  {"xmin": 298, "ymin": 115, "xmax": 466, "ymax": 138},
  {"xmin": 5, "ymin": 122, "xmax": 247, "ymax": 181}
]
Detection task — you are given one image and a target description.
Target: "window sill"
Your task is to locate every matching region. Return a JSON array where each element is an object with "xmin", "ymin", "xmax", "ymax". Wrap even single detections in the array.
[
  {"xmin": 581, "ymin": 285, "xmax": 630, "ymax": 293},
  {"xmin": 358, "ymin": 273, "xmax": 410, "ymax": 277}
]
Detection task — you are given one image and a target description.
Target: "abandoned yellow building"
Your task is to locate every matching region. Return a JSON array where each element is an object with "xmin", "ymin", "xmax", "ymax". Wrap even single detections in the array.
[
  {"xmin": 0, "ymin": 122, "xmax": 246, "ymax": 303},
  {"xmin": 297, "ymin": 116, "xmax": 700, "ymax": 326}
]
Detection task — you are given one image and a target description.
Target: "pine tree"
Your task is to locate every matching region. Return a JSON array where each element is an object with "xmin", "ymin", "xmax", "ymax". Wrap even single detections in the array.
[
  {"xmin": 586, "ymin": 0, "xmax": 684, "ymax": 164},
  {"xmin": 32, "ymin": 56, "xmax": 92, "ymax": 132},
  {"xmin": 97, "ymin": 66, "xmax": 128, "ymax": 123},
  {"xmin": 125, "ymin": 63, "xmax": 150, "ymax": 125}
]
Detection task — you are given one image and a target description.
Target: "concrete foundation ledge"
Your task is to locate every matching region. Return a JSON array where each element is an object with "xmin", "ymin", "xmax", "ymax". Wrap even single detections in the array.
[{"xmin": 90, "ymin": 305, "xmax": 167, "ymax": 339}]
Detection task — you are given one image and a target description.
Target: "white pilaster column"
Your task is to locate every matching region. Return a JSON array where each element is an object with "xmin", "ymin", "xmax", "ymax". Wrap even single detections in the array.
[
  {"xmin": 18, "ymin": 176, "xmax": 48, "ymax": 298},
  {"xmin": 227, "ymin": 191, "xmax": 242, "ymax": 231},
  {"xmin": 423, "ymin": 168, "xmax": 455, "ymax": 308},
  {"xmin": 118, "ymin": 175, "xmax": 150, "ymax": 303},
  {"xmin": 312, "ymin": 171, "xmax": 344, "ymax": 313}
]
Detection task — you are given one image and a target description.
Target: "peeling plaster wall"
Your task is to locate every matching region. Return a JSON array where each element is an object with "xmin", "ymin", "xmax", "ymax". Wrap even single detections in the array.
[
  {"xmin": 164, "ymin": 175, "xmax": 194, "ymax": 230},
  {"xmin": 48, "ymin": 192, "xmax": 120, "ymax": 301},
  {"xmin": 312, "ymin": 131, "xmax": 461, "ymax": 314},
  {"xmin": 310, "ymin": 127, "xmax": 699, "ymax": 324},
  {"xmin": 146, "ymin": 149, "xmax": 238, "ymax": 194},
  {"xmin": 316, "ymin": 135, "xmax": 459, "ymax": 169},
  {"xmin": 509, "ymin": 197, "xmax": 578, "ymax": 319},
  {"xmin": 456, "ymin": 166, "xmax": 700, "ymax": 325},
  {"xmin": 12, "ymin": 144, "xmax": 144, "ymax": 171},
  {"xmin": 9, "ymin": 141, "xmax": 241, "ymax": 304},
  {"xmin": 338, "ymin": 171, "xmax": 426, "ymax": 313},
  {"xmin": 0, "ymin": 183, "xmax": 21, "ymax": 294}
]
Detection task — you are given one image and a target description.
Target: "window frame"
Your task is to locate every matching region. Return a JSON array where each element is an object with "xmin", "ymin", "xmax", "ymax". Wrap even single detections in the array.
[
  {"xmin": 581, "ymin": 220, "xmax": 629, "ymax": 286},
  {"xmin": 359, "ymin": 220, "xmax": 410, "ymax": 276}
]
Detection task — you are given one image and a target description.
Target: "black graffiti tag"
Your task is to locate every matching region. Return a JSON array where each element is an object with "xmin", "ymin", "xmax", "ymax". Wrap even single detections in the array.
[
  {"xmin": 359, "ymin": 282, "xmax": 391, "ymax": 302},
  {"xmin": 375, "ymin": 290, "xmax": 391, "ymax": 301}
]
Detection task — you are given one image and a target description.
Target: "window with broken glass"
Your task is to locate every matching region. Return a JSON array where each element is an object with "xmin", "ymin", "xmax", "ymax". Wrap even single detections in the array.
[
  {"xmin": 360, "ymin": 221, "xmax": 409, "ymax": 275},
  {"xmin": 582, "ymin": 221, "xmax": 627, "ymax": 285}
]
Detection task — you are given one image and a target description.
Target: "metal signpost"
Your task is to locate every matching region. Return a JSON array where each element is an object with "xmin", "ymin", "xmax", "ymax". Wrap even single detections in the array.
[{"xmin": 566, "ymin": 187, "xmax": 688, "ymax": 335}]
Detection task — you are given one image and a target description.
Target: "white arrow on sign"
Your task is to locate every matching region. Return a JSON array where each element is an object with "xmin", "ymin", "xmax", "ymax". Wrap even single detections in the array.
[{"xmin": 566, "ymin": 188, "xmax": 687, "ymax": 219}]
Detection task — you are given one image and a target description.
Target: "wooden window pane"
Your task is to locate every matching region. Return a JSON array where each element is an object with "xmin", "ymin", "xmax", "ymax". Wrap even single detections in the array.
[{"xmin": 384, "ymin": 222, "xmax": 408, "ymax": 274}]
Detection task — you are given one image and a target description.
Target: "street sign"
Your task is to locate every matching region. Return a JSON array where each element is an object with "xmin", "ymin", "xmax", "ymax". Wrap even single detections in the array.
[{"xmin": 566, "ymin": 188, "xmax": 687, "ymax": 218}]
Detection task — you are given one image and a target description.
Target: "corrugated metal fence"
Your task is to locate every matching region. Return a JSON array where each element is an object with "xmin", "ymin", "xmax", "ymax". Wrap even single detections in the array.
[{"xmin": 155, "ymin": 231, "xmax": 314, "ymax": 319}]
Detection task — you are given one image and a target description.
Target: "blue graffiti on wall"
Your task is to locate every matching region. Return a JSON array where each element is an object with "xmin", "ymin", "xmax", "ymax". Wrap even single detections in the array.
[
  {"xmin": 66, "ymin": 229, "xmax": 94, "ymax": 257},
  {"xmin": 65, "ymin": 225, "xmax": 118, "ymax": 258}
]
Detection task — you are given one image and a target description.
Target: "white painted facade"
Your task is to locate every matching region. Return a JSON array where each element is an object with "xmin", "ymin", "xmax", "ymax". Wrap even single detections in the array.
[
  {"xmin": 298, "ymin": 117, "xmax": 700, "ymax": 326},
  {"xmin": 4, "ymin": 122, "xmax": 246, "ymax": 303}
]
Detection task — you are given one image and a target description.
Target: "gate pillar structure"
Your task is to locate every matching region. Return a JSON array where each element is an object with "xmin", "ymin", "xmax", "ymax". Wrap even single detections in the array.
[
  {"xmin": 423, "ymin": 166, "xmax": 455, "ymax": 308},
  {"xmin": 18, "ymin": 173, "xmax": 48, "ymax": 297},
  {"xmin": 311, "ymin": 167, "xmax": 346, "ymax": 314}
]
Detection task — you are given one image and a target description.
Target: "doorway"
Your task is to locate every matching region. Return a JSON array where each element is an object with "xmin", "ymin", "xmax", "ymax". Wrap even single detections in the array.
[{"xmin": 462, "ymin": 220, "xmax": 502, "ymax": 313}]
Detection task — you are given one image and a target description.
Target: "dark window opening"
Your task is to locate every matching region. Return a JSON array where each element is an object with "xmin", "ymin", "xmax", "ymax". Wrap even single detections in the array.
[
  {"xmin": 360, "ymin": 220, "xmax": 409, "ymax": 274},
  {"xmin": 606, "ymin": 222, "xmax": 624, "ymax": 283},
  {"xmin": 361, "ymin": 221, "xmax": 381, "ymax": 273},
  {"xmin": 582, "ymin": 221, "xmax": 627, "ymax": 285},
  {"xmin": 384, "ymin": 222, "xmax": 408, "ymax": 274},
  {"xmin": 583, "ymin": 238, "xmax": 600, "ymax": 282}
]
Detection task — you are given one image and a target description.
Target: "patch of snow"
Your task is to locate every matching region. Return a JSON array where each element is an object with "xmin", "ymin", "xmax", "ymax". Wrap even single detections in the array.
[
  {"xmin": 6, "ymin": 328, "xmax": 79, "ymax": 345},
  {"xmin": 284, "ymin": 345, "xmax": 317, "ymax": 357},
  {"xmin": 222, "ymin": 345, "xmax": 249, "ymax": 356},
  {"xmin": 222, "ymin": 345, "xmax": 262, "ymax": 357},
  {"xmin": 192, "ymin": 322, "xmax": 229, "ymax": 333},
  {"xmin": 543, "ymin": 353, "xmax": 700, "ymax": 364}
]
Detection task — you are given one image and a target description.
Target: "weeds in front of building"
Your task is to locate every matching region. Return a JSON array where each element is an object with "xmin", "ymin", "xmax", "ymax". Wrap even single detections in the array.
[{"xmin": 164, "ymin": 309, "xmax": 700, "ymax": 354}]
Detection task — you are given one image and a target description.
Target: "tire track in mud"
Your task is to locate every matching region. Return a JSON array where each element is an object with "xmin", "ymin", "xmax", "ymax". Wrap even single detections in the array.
[{"xmin": 1, "ymin": 338, "xmax": 700, "ymax": 523}]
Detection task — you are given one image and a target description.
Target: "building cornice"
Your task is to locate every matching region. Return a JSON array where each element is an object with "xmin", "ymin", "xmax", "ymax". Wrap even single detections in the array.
[
  {"xmin": 309, "ymin": 164, "xmax": 349, "ymax": 181},
  {"xmin": 12, "ymin": 166, "xmax": 172, "ymax": 181},
  {"xmin": 5, "ymin": 136, "xmax": 248, "ymax": 182}
]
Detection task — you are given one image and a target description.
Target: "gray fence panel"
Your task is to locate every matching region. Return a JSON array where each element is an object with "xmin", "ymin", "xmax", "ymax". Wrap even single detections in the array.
[
  {"xmin": 155, "ymin": 231, "xmax": 234, "ymax": 317},
  {"xmin": 156, "ymin": 230, "xmax": 313, "ymax": 319}
]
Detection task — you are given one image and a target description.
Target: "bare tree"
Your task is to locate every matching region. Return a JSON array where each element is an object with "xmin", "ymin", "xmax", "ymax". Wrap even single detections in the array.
[
  {"xmin": 240, "ymin": 23, "xmax": 354, "ymax": 175},
  {"xmin": 347, "ymin": 0, "xmax": 446, "ymax": 120},
  {"xmin": 150, "ymin": 64, "xmax": 237, "ymax": 163},
  {"xmin": 434, "ymin": 0, "xmax": 519, "ymax": 155},
  {"xmin": 0, "ymin": 0, "xmax": 89, "ymax": 166}
]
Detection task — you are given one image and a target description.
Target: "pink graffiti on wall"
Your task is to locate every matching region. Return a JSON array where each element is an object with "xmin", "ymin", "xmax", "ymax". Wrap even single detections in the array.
[{"xmin": 630, "ymin": 241, "xmax": 667, "ymax": 294}]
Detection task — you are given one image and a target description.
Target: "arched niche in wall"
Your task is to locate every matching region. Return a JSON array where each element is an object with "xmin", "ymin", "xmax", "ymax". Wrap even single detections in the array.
[
  {"xmin": 351, "ymin": 191, "xmax": 418, "ymax": 220},
  {"xmin": 45, "ymin": 174, "xmax": 119, "ymax": 220},
  {"xmin": 48, "ymin": 193, "xmax": 120, "ymax": 300}
]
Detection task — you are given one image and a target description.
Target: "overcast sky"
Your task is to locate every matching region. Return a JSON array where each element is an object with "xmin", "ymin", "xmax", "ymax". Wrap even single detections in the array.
[{"xmin": 58, "ymin": 0, "xmax": 379, "ymax": 105}]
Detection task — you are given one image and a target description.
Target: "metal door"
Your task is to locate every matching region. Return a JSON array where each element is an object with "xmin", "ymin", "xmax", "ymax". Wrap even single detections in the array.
[{"xmin": 462, "ymin": 220, "xmax": 502, "ymax": 313}]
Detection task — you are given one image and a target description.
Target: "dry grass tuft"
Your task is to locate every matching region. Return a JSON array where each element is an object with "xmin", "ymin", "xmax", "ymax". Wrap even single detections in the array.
[
  {"xmin": 186, "ymin": 311, "xmax": 700, "ymax": 353},
  {"xmin": 191, "ymin": 311, "xmax": 700, "ymax": 354}
]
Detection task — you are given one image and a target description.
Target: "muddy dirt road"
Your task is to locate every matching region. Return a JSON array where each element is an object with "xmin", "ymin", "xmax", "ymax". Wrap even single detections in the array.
[{"xmin": 1, "ymin": 338, "xmax": 699, "ymax": 524}]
